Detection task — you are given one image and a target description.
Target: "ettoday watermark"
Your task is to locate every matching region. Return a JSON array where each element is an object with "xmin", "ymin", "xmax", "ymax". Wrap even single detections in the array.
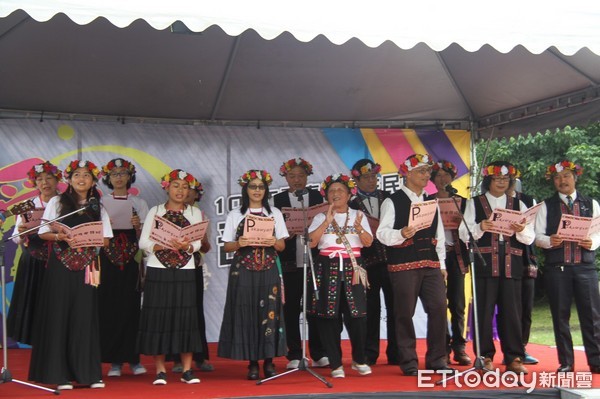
[{"xmin": 418, "ymin": 369, "xmax": 594, "ymax": 393}]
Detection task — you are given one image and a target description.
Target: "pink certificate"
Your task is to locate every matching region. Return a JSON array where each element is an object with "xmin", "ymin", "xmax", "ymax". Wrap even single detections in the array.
[
  {"xmin": 243, "ymin": 214, "xmax": 275, "ymax": 247},
  {"xmin": 281, "ymin": 202, "xmax": 329, "ymax": 235}
]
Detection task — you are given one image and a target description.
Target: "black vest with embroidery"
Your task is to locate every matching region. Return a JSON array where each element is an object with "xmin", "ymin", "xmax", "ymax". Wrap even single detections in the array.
[
  {"xmin": 349, "ymin": 190, "xmax": 389, "ymax": 267},
  {"xmin": 473, "ymin": 195, "xmax": 524, "ymax": 279},
  {"xmin": 385, "ymin": 190, "xmax": 439, "ymax": 269},
  {"xmin": 544, "ymin": 192, "xmax": 595, "ymax": 266}
]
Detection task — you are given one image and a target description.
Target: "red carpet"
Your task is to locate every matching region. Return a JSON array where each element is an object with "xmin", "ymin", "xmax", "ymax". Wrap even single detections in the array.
[{"xmin": 1, "ymin": 341, "xmax": 598, "ymax": 398}]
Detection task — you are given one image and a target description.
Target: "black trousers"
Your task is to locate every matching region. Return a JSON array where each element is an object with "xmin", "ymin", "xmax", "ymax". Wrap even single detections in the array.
[
  {"xmin": 473, "ymin": 249, "xmax": 524, "ymax": 364},
  {"xmin": 365, "ymin": 261, "xmax": 398, "ymax": 364},
  {"xmin": 313, "ymin": 284, "xmax": 367, "ymax": 370},
  {"xmin": 445, "ymin": 251, "xmax": 467, "ymax": 353},
  {"xmin": 544, "ymin": 264, "xmax": 600, "ymax": 368},
  {"xmin": 390, "ymin": 267, "xmax": 447, "ymax": 371},
  {"xmin": 282, "ymin": 268, "xmax": 326, "ymax": 361},
  {"xmin": 521, "ymin": 277, "xmax": 535, "ymax": 346}
]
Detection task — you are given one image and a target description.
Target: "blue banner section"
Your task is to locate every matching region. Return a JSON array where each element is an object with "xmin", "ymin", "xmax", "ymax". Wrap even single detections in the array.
[{"xmin": 322, "ymin": 128, "xmax": 372, "ymax": 171}]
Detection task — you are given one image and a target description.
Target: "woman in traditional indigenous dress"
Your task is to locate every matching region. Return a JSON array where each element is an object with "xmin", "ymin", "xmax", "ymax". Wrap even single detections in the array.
[
  {"xmin": 29, "ymin": 160, "xmax": 112, "ymax": 390},
  {"xmin": 218, "ymin": 169, "xmax": 289, "ymax": 380},
  {"xmin": 99, "ymin": 158, "xmax": 149, "ymax": 377},
  {"xmin": 137, "ymin": 169, "xmax": 204, "ymax": 385},
  {"xmin": 7, "ymin": 161, "xmax": 62, "ymax": 345},
  {"xmin": 308, "ymin": 174, "xmax": 373, "ymax": 379}
]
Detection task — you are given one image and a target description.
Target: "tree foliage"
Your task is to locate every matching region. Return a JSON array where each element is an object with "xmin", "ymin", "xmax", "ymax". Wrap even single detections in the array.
[{"xmin": 475, "ymin": 123, "xmax": 600, "ymax": 203}]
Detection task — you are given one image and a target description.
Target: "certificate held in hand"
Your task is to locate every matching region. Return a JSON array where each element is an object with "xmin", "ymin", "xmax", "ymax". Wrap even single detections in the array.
[
  {"xmin": 556, "ymin": 214, "xmax": 600, "ymax": 242},
  {"xmin": 243, "ymin": 214, "xmax": 275, "ymax": 246},
  {"xmin": 150, "ymin": 215, "xmax": 209, "ymax": 251}
]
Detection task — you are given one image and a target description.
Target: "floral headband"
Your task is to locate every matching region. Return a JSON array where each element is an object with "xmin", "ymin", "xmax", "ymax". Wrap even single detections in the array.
[
  {"xmin": 482, "ymin": 164, "xmax": 517, "ymax": 177},
  {"xmin": 193, "ymin": 179, "xmax": 205, "ymax": 197},
  {"xmin": 161, "ymin": 169, "xmax": 199, "ymax": 190},
  {"xmin": 398, "ymin": 154, "xmax": 433, "ymax": 176},
  {"xmin": 102, "ymin": 158, "xmax": 136, "ymax": 176},
  {"xmin": 279, "ymin": 157, "xmax": 314, "ymax": 176},
  {"xmin": 27, "ymin": 161, "xmax": 63, "ymax": 184},
  {"xmin": 319, "ymin": 173, "xmax": 357, "ymax": 197},
  {"xmin": 351, "ymin": 162, "xmax": 381, "ymax": 177},
  {"xmin": 238, "ymin": 169, "xmax": 273, "ymax": 187},
  {"xmin": 432, "ymin": 160, "xmax": 457, "ymax": 178},
  {"xmin": 545, "ymin": 160, "xmax": 583, "ymax": 180},
  {"xmin": 64, "ymin": 160, "xmax": 101, "ymax": 180}
]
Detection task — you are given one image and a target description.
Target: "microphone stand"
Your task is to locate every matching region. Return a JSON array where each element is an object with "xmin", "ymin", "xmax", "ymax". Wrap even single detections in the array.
[
  {"xmin": 1, "ymin": 204, "xmax": 90, "ymax": 395},
  {"xmin": 258, "ymin": 190, "xmax": 332, "ymax": 387},
  {"xmin": 437, "ymin": 190, "xmax": 487, "ymax": 385}
]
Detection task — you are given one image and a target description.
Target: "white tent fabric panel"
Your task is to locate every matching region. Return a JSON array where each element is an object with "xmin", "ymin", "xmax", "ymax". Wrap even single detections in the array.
[{"xmin": 2, "ymin": 0, "xmax": 600, "ymax": 55}]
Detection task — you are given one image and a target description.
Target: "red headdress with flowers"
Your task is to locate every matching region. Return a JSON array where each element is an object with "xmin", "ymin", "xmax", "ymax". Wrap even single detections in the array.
[
  {"xmin": 238, "ymin": 169, "xmax": 273, "ymax": 187},
  {"xmin": 432, "ymin": 160, "xmax": 458, "ymax": 178},
  {"xmin": 481, "ymin": 164, "xmax": 518, "ymax": 177},
  {"xmin": 161, "ymin": 169, "xmax": 199, "ymax": 190},
  {"xmin": 27, "ymin": 161, "xmax": 63, "ymax": 184},
  {"xmin": 279, "ymin": 157, "xmax": 314, "ymax": 176},
  {"xmin": 102, "ymin": 158, "xmax": 136, "ymax": 176},
  {"xmin": 351, "ymin": 162, "xmax": 381, "ymax": 177},
  {"xmin": 398, "ymin": 154, "xmax": 433, "ymax": 176},
  {"xmin": 545, "ymin": 160, "xmax": 583, "ymax": 180},
  {"xmin": 64, "ymin": 160, "xmax": 102, "ymax": 180},
  {"xmin": 319, "ymin": 173, "xmax": 357, "ymax": 197}
]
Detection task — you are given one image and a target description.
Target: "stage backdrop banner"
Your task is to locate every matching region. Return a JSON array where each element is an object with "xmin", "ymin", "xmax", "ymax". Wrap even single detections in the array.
[{"xmin": 0, "ymin": 120, "xmax": 470, "ymax": 346}]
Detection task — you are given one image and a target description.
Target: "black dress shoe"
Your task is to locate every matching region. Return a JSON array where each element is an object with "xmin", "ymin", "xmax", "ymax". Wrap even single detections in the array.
[
  {"xmin": 247, "ymin": 363, "xmax": 259, "ymax": 380},
  {"xmin": 402, "ymin": 368, "xmax": 418, "ymax": 376},
  {"xmin": 589, "ymin": 365, "xmax": 600, "ymax": 374},
  {"xmin": 263, "ymin": 362, "xmax": 276, "ymax": 378},
  {"xmin": 557, "ymin": 365, "xmax": 573, "ymax": 373}
]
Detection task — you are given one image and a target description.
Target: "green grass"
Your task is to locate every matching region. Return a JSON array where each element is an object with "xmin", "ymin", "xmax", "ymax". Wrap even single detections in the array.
[{"xmin": 529, "ymin": 297, "xmax": 583, "ymax": 346}]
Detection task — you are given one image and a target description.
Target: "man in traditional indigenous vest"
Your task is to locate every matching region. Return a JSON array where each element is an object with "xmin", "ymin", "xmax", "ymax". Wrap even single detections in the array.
[
  {"xmin": 377, "ymin": 153, "xmax": 453, "ymax": 376},
  {"xmin": 507, "ymin": 174, "xmax": 539, "ymax": 366},
  {"xmin": 349, "ymin": 159, "xmax": 398, "ymax": 366},
  {"xmin": 534, "ymin": 160, "xmax": 600, "ymax": 374},
  {"xmin": 273, "ymin": 157, "xmax": 329, "ymax": 369},
  {"xmin": 459, "ymin": 161, "xmax": 534, "ymax": 374},
  {"xmin": 430, "ymin": 159, "xmax": 472, "ymax": 366}
]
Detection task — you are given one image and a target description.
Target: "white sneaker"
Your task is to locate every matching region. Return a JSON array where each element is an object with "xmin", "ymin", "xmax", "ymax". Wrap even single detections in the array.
[
  {"xmin": 130, "ymin": 363, "xmax": 147, "ymax": 375},
  {"xmin": 331, "ymin": 366, "xmax": 345, "ymax": 378},
  {"xmin": 90, "ymin": 380, "xmax": 105, "ymax": 389},
  {"xmin": 57, "ymin": 383, "xmax": 73, "ymax": 390},
  {"xmin": 107, "ymin": 363, "xmax": 122, "ymax": 377},
  {"xmin": 312, "ymin": 357, "xmax": 330, "ymax": 368},
  {"xmin": 286, "ymin": 359, "xmax": 300, "ymax": 369},
  {"xmin": 351, "ymin": 362, "xmax": 372, "ymax": 375}
]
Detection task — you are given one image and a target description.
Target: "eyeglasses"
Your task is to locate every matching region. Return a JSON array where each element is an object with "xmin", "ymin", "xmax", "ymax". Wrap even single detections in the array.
[
  {"xmin": 413, "ymin": 168, "xmax": 432, "ymax": 175},
  {"xmin": 248, "ymin": 184, "xmax": 266, "ymax": 191},
  {"xmin": 110, "ymin": 172, "xmax": 129, "ymax": 178},
  {"xmin": 491, "ymin": 176, "xmax": 510, "ymax": 182}
]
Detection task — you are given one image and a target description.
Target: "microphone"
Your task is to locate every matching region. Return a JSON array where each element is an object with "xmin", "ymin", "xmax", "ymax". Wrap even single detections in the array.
[
  {"xmin": 445, "ymin": 184, "xmax": 458, "ymax": 195},
  {"xmin": 87, "ymin": 197, "xmax": 100, "ymax": 212},
  {"xmin": 294, "ymin": 188, "xmax": 308, "ymax": 200}
]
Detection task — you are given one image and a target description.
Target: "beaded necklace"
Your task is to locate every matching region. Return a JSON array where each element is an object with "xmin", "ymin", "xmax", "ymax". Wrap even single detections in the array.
[{"xmin": 335, "ymin": 208, "xmax": 350, "ymax": 244}]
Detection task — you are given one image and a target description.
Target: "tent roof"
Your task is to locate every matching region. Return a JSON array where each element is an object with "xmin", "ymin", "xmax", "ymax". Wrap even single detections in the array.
[{"xmin": 1, "ymin": 1, "xmax": 599, "ymax": 138}]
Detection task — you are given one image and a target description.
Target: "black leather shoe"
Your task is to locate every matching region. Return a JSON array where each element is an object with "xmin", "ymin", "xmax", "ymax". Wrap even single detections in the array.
[
  {"xmin": 247, "ymin": 363, "xmax": 259, "ymax": 380},
  {"xmin": 263, "ymin": 362, "xmax": 276, "ymax": 378},
  {"xmin": 557, "ymin": 365, "xmax": 573, "ymax": 373},
  {"xmin": 589, "ymin": 365, "xmax": 600, "ymax": 374},
  {"xmin": 402, "ymin": 367, "xmax": 418, "ymax": 376}
]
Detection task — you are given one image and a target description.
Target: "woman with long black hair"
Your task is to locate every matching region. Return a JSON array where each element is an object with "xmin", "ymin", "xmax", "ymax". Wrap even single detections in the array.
[{"xmin": 29, "ymin": 160, "xmax": 113, "ymax": 390}]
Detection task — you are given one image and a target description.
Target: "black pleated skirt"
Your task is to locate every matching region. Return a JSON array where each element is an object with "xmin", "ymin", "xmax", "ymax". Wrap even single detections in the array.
[
  {"xmin": 28, "ymin": 252, "xmax": 102, "ymax": 385},
  {"xmin": 97, "ymin": 251, "xmax": 142, "ymax": 363},
  {"xmin": 217, "ymin": 258, "xmax": 287, "ymax": 361},
  {"xmin": 7, "ymin": 248, "xmax": 46, "ymax": 345},
  {"xmin": 137, "ymin": 267, "xmax": 203, "ymax": 355}
]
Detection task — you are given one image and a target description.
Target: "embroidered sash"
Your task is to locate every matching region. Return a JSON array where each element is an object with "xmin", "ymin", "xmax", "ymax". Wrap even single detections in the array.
[{"xmin": 331, "ymin": 219, "xmax": 368, "ymax": 288}]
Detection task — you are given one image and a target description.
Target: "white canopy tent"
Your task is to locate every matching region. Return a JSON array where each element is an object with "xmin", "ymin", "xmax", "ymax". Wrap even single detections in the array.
[{"xmin": 1, "ymin": 0, "xmax": 599, "ymax": 138}]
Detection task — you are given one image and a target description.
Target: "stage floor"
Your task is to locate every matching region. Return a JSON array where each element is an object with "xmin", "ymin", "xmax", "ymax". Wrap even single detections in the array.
[{"xmin": 1, "ymin": 341, "xmax": 598, "ymax": 398}]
